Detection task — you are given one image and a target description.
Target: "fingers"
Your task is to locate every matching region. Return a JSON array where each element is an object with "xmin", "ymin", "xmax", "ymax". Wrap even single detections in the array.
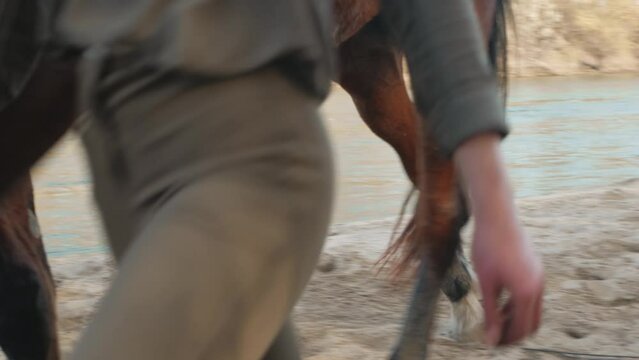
[
  {"xmin": 498, "ymin": 281, "xmax": 544, "ymax": 345},
  {"xmin": 480, "ymin": 276, "xmax": 503, "ymax": 346},
  {"xmin": 532, "ymin": 283, "xmax": 544, "ymax": 333},
  {"xmin": 498, "ymin": 297, "xmax": 532, "ymax": 345}
]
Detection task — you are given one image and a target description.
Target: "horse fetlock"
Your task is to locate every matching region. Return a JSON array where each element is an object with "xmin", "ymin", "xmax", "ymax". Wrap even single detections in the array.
[
  {"xmin": 446, "ymin": 289, "xmax": 483, "ymax": 342},
  {"xmin": 441, "ymin": 271, "xmax": 472, "ymax": 303},
  {"xmin": 441, "ymin": 251, "xmax": 474, "ymax": 301}
]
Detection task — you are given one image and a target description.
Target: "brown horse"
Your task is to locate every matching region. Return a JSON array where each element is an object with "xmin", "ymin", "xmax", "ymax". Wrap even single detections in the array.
[
  {"xmin": 0, "ymin": 47, "xmax": 77, "ymax": 359},
  {"xmin": 334, "ymin": 1, "xmax": 509, "ymax": 357},
  {"xmin": 0, "ymin": 15, "xmax": 77, "ymax": 360},
  {"xmin": 0, "ymin": 176, "xmax": 60, "ymax": 360},
  {"xmin": 0, "ymin": 1, "xmax": 509, "ymax": 359}
]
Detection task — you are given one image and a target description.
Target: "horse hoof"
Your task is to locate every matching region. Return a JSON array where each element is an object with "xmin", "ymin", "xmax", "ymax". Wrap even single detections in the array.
[{"xmin": 446, "ymin": 290, "xmax": 483, "ymax": 342}]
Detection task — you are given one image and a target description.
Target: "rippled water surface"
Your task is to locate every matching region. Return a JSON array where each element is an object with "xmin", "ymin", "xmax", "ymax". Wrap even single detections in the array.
[{"xmin": 31, "ymin": 75, "xmax": 639, "ymax": 256}]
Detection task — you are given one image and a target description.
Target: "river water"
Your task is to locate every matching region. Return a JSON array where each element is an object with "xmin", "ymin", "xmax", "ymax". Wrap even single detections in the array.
[{"xmin": 30, "ymin": 74, "xmax": 639, "ymax": 257}]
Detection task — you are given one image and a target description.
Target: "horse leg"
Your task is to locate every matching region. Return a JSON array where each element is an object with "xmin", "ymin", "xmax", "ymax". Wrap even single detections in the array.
[
  {"xmin": 0, "ymin": 52, "xmax": 78, "ymax": 197},
  {"xmin": 0, "ymin": 176, "xmax": 59, "ymax": 360},
  {"xmin": 439, "ymin": 192, "xmax": 483, "ymax": 342},
  {"xmin": 436, "ymin": 0, "xmax": 503, "ymax": 342},
  {"xmin": 390, "ymin": 138, "xmax": 463, "ymax": 359},
  {"xmin": 337, "ymin": 19, "xmax": 480, "ymax": 341},
  {"xmin": 337, "ymin": 19, "xmax": 418, "ymax": 181}
]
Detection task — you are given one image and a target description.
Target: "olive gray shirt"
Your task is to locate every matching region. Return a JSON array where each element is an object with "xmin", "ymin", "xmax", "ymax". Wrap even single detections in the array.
[
  {"xmin": 55, "ymin": 0, "xmax": 507, "ymax": 155},
  {"xmin": 57, "ymin": 0, "xmax": 335, "ymax": 99},
  {"xmin": 380, "ymin": 0, "xmax": 509, "ymax": 155}
]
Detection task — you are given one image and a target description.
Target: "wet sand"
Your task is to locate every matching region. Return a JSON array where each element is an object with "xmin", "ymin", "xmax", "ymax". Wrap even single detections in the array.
[{"xmin": 47, "ymin": 178, "xmax": 639, "ymax": 359}]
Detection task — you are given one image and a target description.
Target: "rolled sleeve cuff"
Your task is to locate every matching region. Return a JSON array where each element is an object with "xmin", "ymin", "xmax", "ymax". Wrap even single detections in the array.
[{"xmin": 427, "ymin": 80, "xmax": 509, "ymax": 156}]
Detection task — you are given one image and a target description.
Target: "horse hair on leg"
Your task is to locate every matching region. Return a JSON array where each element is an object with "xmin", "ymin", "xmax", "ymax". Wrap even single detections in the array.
[
  {"xmin": 440, "ymin": 189, "xmax": 482, "ymax": 342},
  {"xmin": 336, "ymin": 18, "xmax": 482, "ymax": 354},
  {"xmin": 441, "ymin": 251, "xmax": 483, "ymax": 342}
]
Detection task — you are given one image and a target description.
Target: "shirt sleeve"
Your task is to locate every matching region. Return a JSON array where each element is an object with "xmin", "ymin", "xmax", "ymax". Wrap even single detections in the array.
[{"xmin": 379, "ymin": 0, "xmax": 509, "ymax": 156}]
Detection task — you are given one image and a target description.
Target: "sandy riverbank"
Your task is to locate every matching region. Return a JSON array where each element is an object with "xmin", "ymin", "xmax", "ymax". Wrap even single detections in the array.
[{"xmin": 45, "ymin": 178, "xmax": 639, "ymax": 359}]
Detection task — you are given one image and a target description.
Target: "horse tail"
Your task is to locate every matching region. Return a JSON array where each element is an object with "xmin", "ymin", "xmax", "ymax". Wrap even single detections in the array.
[
  {"xmin": 490, "ymin": 0, "xmax": 512, "ymax": 98},
  {"xmin": 377, "ymin": 0, "xmax": 514, "ymax": 280},
  {"xmin": 375, "ymin": 187, "xmax": 417, "ymax": 278}
]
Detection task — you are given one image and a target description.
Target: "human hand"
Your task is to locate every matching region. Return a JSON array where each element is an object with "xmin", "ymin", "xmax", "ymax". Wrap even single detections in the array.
[
  {"xmin": 454, "ymin": 133, "xmax": 544, "ymax": 346},
  {"xmin": 471, "ymin": 209, "xmax": 544, "ymax": 346}
]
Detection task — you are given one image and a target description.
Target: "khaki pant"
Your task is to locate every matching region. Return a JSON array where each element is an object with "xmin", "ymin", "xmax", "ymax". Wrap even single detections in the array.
[{"xmin": 73, "ymin": 66, "xmax": 334, "ymax": 359}]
